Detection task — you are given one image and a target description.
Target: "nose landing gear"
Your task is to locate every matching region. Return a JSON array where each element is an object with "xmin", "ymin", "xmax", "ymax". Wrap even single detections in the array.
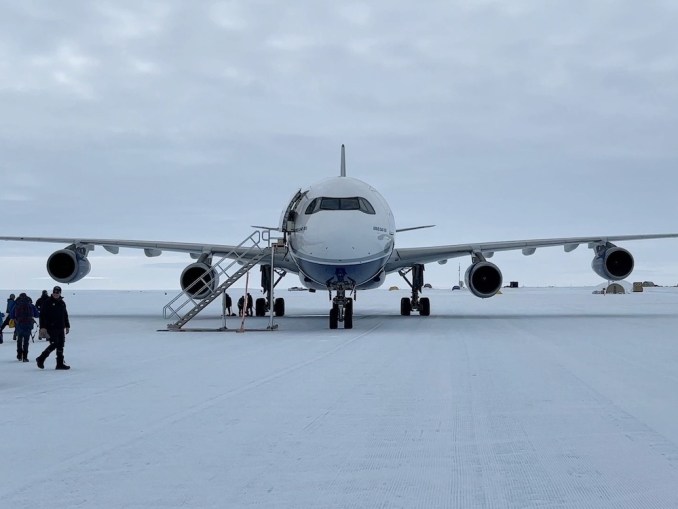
[{"xmin": 328, "ymin": 286, "xmax": 354, "ymax": 329}]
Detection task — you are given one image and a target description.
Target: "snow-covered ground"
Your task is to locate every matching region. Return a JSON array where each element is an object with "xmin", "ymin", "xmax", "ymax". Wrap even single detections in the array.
[{"xmin": 2, "ymin": 286, "xmax": 678, "ymax": 508}]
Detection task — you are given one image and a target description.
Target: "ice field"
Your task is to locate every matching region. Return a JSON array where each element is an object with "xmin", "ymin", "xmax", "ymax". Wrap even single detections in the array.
[{"xmin": 2, "ymin": 286, "xmax": 678, "ymax": 508}]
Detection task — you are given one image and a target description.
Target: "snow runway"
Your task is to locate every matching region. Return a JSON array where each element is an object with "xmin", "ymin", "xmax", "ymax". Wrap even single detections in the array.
[{"xmin": 2, "ymin": 287, "xmax": 678, "ymax": 508}]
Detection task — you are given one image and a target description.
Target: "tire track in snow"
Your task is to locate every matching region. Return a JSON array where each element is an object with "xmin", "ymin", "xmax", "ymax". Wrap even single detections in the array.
[{"xmin": 0, "ymin": 322, "xmax": 384, "ymax": 503}]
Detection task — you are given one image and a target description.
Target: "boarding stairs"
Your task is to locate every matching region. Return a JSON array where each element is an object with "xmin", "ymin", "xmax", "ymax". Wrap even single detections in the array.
[{"xmin": 164, "ymin": 230, "xmax": 271, "ymax": 330}]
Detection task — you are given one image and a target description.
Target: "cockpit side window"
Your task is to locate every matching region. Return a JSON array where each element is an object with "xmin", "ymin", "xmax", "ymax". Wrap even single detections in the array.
[
  {"xmin": 359, "ymin": 197, "xmax": 376, "ymax": 214},
  {"xmin": 305, "ymin": 198, "xmax": 320, "ymax": 215},
  {"xmin": 306, "ymin": 197, "xmax": 377, "ymax": 214}
]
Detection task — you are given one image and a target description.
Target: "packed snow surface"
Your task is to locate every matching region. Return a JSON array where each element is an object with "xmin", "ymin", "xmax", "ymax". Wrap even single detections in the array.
[{"xmin": 2, "ymin": 287, "xmax": 678, "ymax": 508}]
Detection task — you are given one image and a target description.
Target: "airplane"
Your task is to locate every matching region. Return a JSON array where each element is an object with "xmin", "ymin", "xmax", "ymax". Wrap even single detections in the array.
[{"xmin": 2, "ymin": 145, "xmax": 678, "ymax": 329}]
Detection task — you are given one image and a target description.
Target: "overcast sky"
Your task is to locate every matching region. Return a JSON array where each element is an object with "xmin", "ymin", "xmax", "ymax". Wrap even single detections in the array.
[{"xmin": 1, "ymin": 0, "xmax": 678, "ymax": 291}]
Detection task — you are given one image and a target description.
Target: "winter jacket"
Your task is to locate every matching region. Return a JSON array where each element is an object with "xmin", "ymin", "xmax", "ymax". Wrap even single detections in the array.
[
  {"xmin": 39, "ymin": 296, "xmax": 70, "ymax": 330},
  {"xmin": 6, "ymin": 297, "xmax": 15, "ymax": 316},
  {"xmin": 35, "ymin": 292, "xmax": 49, "ymax": 311},
  {"xmin": 11, "ymin": 296, "xmax": 39, "ymax": 334}
]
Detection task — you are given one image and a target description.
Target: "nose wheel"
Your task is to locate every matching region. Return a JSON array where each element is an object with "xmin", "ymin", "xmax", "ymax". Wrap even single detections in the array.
[{"xmin": 328, "ymin": 288, "xmax": 354, "ymax": 329}]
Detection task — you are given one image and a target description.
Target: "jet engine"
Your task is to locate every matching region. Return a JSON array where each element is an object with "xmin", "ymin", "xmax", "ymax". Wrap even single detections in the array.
[
  {"xmin": 591, "ymin": 245, "xmax": 634, "ymax": 281},
  {"xmin": 47, "ymin": 248, "xmax": 91, "ymax": 284},
  {"xmin": 465, "ymin": 261, "xmax": 503, "ymax": 298},
  {"xmin": 180, "ymin": 261, "xmax": 218, "ymax": 299}
]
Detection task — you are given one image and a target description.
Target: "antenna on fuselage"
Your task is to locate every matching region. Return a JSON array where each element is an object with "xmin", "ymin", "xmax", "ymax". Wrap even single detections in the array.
[{"xmin": 340, "ymin": 144, "xmax": 346, "ymax": 177}]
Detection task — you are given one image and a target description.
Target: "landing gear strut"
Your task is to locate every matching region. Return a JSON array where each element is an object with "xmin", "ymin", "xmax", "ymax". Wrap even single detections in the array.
[
  {"xmin": 398, "ymin": 264, "xmax": 430, "ymax": 316},
  {"xmin": 328, "ymin": 286, "xmax": 354, "ymax": 329},
  {"xmin": 256, "ymin": 265, "xmax": 287, "ymax": 317}
]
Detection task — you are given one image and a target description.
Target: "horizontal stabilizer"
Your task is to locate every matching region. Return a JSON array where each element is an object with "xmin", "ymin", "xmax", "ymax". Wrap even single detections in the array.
[
  {"xmin": 396, "ymin": 225, "xmax": 435, "ymax": 233},
  {"xmin": 251, "ymin": 225, "xmax": 282, "ymax": 231}
]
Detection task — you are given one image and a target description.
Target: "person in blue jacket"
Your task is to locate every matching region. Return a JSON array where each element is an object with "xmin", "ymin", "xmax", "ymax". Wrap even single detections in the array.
[
  {"xmin": 6, "ymin": 293, "xmax": 16, "ymax": 315},
  {"xmin": 11, "ymin": 293, "xmax": 39, "ymax": 362},
  {"xmin": 0, "ymin": 293, "xmax": 17, "ymax": 341}
]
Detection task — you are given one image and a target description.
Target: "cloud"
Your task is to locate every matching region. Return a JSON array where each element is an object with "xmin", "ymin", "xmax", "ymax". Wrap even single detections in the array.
[
  {"xmin": 94, "ymin": 2, "xmax": 173, "ymax": 41},
  {"xmin": 1, "ymin": 0, "xmax": 677, "ymax": 287}
]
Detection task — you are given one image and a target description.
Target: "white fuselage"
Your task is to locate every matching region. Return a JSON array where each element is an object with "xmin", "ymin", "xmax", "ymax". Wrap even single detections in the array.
[{"xmin": 283, "ymin": 177, "xmax": 396, "ymax": 290}]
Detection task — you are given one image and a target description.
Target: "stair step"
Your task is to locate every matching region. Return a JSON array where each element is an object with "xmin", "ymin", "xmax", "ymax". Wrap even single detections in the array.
[{"xmin": 163, "ymin": 236, "xmax": 271, "ymax": 329}]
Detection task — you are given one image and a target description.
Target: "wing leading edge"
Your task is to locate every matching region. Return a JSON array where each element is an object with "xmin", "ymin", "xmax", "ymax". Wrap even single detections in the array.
[
  {"xmin": 0, "ymin": 236, "xmax": 299, "ymax": 272},
  {"xmin": 385, "ymin": 233, "xmax": 678, "ymax": 273}
]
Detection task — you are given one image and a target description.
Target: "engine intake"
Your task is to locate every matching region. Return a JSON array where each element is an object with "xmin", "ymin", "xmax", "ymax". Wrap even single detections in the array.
[
  {"xmin": 180, "ymin": 262, "xmax": 218, "ymax": 299},
  {"xmin": 591, "ymin": 246, "xmax": 634, "ymax": 281},
  {"xmin": 465, "ymin": 261, "xmax": 503, "ymax": 298},
  {"xmin": 47, "ymin": 249, "xmax": 91, "ymax": 284}
]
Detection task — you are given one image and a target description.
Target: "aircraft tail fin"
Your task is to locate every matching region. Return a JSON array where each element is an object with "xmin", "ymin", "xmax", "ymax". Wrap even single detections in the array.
[{"xmin": 340, "ymin": 144, "xmax": 346, "ymax": 177}]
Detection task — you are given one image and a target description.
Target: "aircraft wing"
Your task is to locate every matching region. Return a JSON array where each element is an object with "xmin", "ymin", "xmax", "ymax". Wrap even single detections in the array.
[
  {"xmin": 0, "ymin": 235, "xmax": 251, "ymax": 256},
  {"xmin": 385, "ymin": 233, "xmax": 678, "ymax": 272},
  {"xmin": 0, "ymin": 235, "xmax": 300, "ymax": 272}
]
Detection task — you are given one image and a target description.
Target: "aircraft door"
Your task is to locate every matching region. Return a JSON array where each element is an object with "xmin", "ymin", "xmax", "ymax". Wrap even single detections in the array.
[{"xmin": 279, "ymin": 189, "xmax": 306, "ymax": 233}]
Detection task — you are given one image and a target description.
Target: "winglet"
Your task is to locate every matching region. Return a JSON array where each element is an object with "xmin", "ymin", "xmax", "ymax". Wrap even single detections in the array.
[{"xmin": 340, "ymin": 144, "xmax": 346, "ymax": 177}]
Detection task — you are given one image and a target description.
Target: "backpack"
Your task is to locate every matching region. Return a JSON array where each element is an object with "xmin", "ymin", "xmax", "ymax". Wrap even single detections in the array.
[{"xmin": 14, "ymin": 299, "xmax": 34, "ymax": 326}]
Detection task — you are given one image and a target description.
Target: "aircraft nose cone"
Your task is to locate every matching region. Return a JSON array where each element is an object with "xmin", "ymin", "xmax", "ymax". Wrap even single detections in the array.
[{"xmin": 302, "ymin": 220, "xmax": 391, "ymax": 262}]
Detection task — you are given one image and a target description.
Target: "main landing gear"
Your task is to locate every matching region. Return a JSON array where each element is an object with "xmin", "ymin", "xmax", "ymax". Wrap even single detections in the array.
[
  {"xmin": 255, "ymin": 296, "xmax": 286, "ymax": 317},
  {"xmin": 255, "ymin": 265, "xmax": 288, "ymax": 317},
  {"xmin": 328, "ymin": 286, "xmax": 354, "ymax": 329},
  {"xmin": 398, "ymin": 264, "xmax": 430, "ymax": 317}
]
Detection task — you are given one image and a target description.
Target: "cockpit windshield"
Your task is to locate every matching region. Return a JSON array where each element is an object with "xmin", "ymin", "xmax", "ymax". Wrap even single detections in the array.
[{"xmin": 305, "ymin": 197, "xmax": 376, "ymax": 215}]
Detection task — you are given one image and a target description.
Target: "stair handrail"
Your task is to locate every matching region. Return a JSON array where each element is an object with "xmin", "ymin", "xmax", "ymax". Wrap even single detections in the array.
[
  {"xmin": 162, "ymin": 229, "xmax": 265, "ymax": 320},
  {"xmin": 166, "ymin": 251, "xmax": 269, "ymax": 329}
]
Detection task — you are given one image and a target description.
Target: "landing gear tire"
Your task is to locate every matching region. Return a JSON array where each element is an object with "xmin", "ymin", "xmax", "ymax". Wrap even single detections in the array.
[
  {"xmin": 274, "ymin": 297, "xmax": 285, "ymax": 317},
  {"xmin": 419, "ymin": 297, "xmax": 430, "ymax": 316},
  {"xmin": 400, "ymin": 297, "xmax": 411, "ymax": 316},
  {"xmin": 344, "ymin": 299, "xmax": 353, "ymax": 329},
  {"xmin": 255, "ymin": 298, "xmax": 266, "ymax": 317},
  {"xmin": 329, "ymin": 305, "xmax": 339, "ymax": 329}
]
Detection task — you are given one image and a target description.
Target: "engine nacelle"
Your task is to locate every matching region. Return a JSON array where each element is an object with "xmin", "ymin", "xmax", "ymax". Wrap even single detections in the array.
[
  {"xmin": 47, "ymin": 249, "xmax": 91, "ymax": 284},
  {"xmin": 591, "ymin": 246, "xmax": 634, "ymax": 281},
  {"xmin": 465, "ymin": 261, "xmax": 503, "ymax": 298},
  {"xmin": 180, "ymin": 262, "xmax": 219, "ymax": 299}
]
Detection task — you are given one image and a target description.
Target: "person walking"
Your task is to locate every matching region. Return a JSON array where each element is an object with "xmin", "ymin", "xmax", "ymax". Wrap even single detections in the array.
[
  {"xmin": 35, "ymin": 290, "xmax": 49, "ymax": 311},
  {"xmin": 5, "ymin": 293, "xmax": 16, "ymax": 317},
  {"xmin": 224, "ymin": 292, "xmax": 233, "ymax": 316},
  {"xmin": 35, "ymin": 286, "xmax": 71, "ymax": 370},
  {"xmin": 12, "ymin": 293, "xmax": 39, "ymax": 362},
  {"xmin": 246, "ymin": 293, "xmax": 254, "ymax": 316},
  {"xmin": 1, "ymin": 293, "xmax": 17, "ymax": 341}
]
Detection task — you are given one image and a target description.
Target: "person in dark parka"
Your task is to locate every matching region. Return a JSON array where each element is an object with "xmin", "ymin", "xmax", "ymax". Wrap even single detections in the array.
[
  {"xmin": 224, "ymin": 292, "xmax": 233, "ymax": 316},
  {"xmin": 35, "ymin": 290, "xmax": 49, "ymax": 311},
  {"xmin": 36, "ymin": 286, "xmax": 71, "ymax": 370},
  {"xmin": 246, "ymin": 293, "xmax": 253, "ymax": 316}
]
